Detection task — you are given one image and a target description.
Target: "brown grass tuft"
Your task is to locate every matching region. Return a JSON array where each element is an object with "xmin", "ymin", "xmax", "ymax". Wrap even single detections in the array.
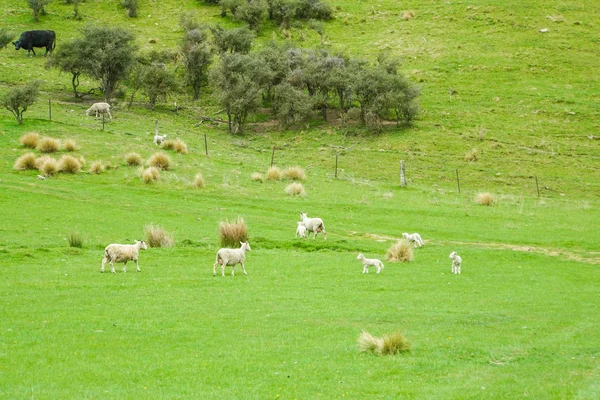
[
  {"xmin": 125, "ymin": 152, "xmax": 143, "ymax": 166},
  {"xmin": 266, "ymin": 166, "xmax": 282, "ymax": 181},
  {"xmin": 283, "ymin": 166, "xmax": 306, "ymax": 181},
  {"xmin": 68, "ymin": 230, "xmax": 84, "ymax": 248},
  {"xmin": 37, "ymin": 137, "xmax": 60, "ymax": 153},
  {"xmin": 358, "ymin": 331, "xmax": 384, "ymax": 354},
  {"xmin": 402, "ymin": 10, "xmax": 415, "ymax": 20},
  {"xmin": 163, "ymin": 139, "xmax": 188, "ymax": 154},
  {"xmin": 464, "ymin": 148, "xmax": 479, "ymax": 162},
  {"xmin": 89, "ymin": 161, "xmax": 105, "ymax": 174},
  {"xmin": 39, "ymin": 157, "xmax": 58, "ymax": 177},
  {"xmin": 219, "ymin": 217, "xmax": 249, "ymax": 248},
  {"xmin": 58, "ymin": 155, "xmax": 82, "ymax": 174},
  {"xmin": 19, "ymin": 132, "xmax": 39, "ymax": 149},
  {"xmin": 251, "ymin": 172, "xmax": 265, "ymax": 183},
  {"xmin": 142, "ymin": 167, "xmax": 160, "ymax": 183},
  {"xmin": 144, "ymin": 224, "xmax": 175, "ymax": 248},
  {"xmin": 14, "ymin": 152, "xmax": 37, "ymax": 170},
  {"xmin": 193, "ymin": 173, "xmax": 205, "ymax": 188},
  {"xmin": 386, "ymin": 239, "xmax": 414, "ymax": 262},
  {"xmin": 359, "ymin": 330, "xmax": 410, "ymax": 355},
  {"xmin": 148, "ymin": 152, "xmax": 172, "ymax": 170},
  {"xmin": 63, "ymin": 139, "xmax": 77, "ymax": 152},
  {"xmin": 476, "ymin": 192, "xmax": 496, "ymax": 206},
  {"xmin": 285, "ymin": 182, "xmax": 306, "ymax": 196}
]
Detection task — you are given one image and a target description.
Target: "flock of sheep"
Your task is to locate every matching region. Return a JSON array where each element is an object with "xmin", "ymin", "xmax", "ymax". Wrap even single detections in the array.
[{"xmin": 100, "ymin": 212, "xmax": 462, "ymax": 276}]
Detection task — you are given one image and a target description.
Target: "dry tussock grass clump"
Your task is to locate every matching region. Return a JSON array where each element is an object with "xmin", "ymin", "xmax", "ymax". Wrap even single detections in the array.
[
  {"xmin": 386, "ymin": 239, "xmax": 413, "ymax": 262},
  {"xmin": 37, "ymin": 137, "xmax": 60, "ymax": 153},
  {"xmin": 63, "ymin": 139, "xmax": 77, "ymax": 152},
  {"xmin": 464, "ymin": 148, "xmax": 479, "ymax": 162},
  {"xmin": 144, "ymin": 224, "xmax": 175, "ymax": 248},
  {"xmin": 219, "ymin": 217, "xmax": 249, "ymax": 248},
  {"xmin": 283, "ymin": 166, "xmax": 306, "ymax": 181},
  {"xmin": 35, "ymin": 155, "xmax": 54, "ymax": 170},
  {"xmin": 193, "ymin": 173, "xmax": 205, "ymax": 188},
  {"xmin": 251, "ymin": 172, "xmax": 265, "ymax": 183},
  {"xmin": 402, "ymin": 10, "xmax": 415, "ymax": 20},
  {"xmin": 148, "ymin": 152, "xmax": 172, "ymax": 170},
  {"xmin": 359, "ymin": 331, "xmax": 410, "ymax": 355},
  {"xmin": 141, "ymin": 167, "xmax": 160, "ymax": 183},
  {"xmin": 476, "ymin": 192, "xmax": 496, "ymax": 206},
  {"xmin": 163, "ymin": 139, "xmax": 188, "ymax": 154},
  {"xmin": 89, "ymin": 161, "xmax": 105, "ymax": 174},
  {"xmin": 58, "ymin": 155, "xmax": 82, "ymax": 174},
  {"xmin": 39, "ymin": 157, "xmax": 58, "ymax": 176},
  {"xmin": 285, "ymin": 182, "xmax": 306, "ymax": 196},
  {"xmin": 68, "ymin": 230, "xmax": 84, "ymax": 248},
  {"xmin": 14, "ymin": 152, "xmax": 37, "ymax": 170},
  {"xmin": 19, "ymin": 132, "xmax": 39, "ymax": 149},
  {"xmin": 125, "ymin": 152, "xmax": 143, "ymax": 166},
  {"xmin": 266, "ymin": 166, "xmax": 282, "ymax": 181}
]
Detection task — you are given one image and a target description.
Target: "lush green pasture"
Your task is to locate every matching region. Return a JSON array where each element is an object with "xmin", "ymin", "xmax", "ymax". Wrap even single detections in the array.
[{"xmin": 1, "ymin": 0, "xmax": 599, "ymax": 398}]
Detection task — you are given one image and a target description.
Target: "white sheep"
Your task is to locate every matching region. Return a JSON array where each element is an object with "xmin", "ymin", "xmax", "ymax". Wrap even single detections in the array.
[
  {"xmin": 213, "ymin": 241, "xmax": 251, "ymax": 277},
  {"xmin": 101, "ymin": 240, "xmax": 148, "ymax": 273},
  {"xmin": 402, "ymin": 232, "xmax": 424, "ymax": 247},
  {"xmin": 296, "ymin": 222, "xmax": 307, "ymax": 238},
  {"xmin": 449, "ymin": 251, "xmax": 462, "ymax": 274},
  {"xmin": 357, "ymin": 253, "xmax": 384, "ymax": 274},
  {"xmin": 85, "ymin": 102, "xmax": 112, "ymax": 120},
  {"xmin": 300, "ymin": 212, "xmax": 327, "ymax": 240},
  {"xmin": 153, "ymin": 133, "xmax": 167, "ymax": 145}
]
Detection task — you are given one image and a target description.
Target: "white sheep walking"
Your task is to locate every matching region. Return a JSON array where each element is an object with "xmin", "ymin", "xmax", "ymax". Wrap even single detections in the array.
[
  {"xmin": 296, "ymin": 222, "xmax": 307, "ymax": 238},
  {"xmin": 153, "ymin": 133, "xmax": 167, "ymax": 145},
  {"xmin": 214, "ymin": 241, "xmax": 251, "ymax": 277},
  {"xmin": 449, "ymin": 251, "xmax": 462, "ymax": 274},
  {"xmin": 357, "ymin": 253, "xmax": 384, "ymax": 274},
  {"xmin": 101, "ymin": 240, "xmax": 148, "ymax": 273},
  {"xmin": 300, "ymin": 212, "xmax": 327, "ymax": 240},
  {"xmin": 86, "ymin": 102, "xmax": 112, "ymax": 120},
  {"xmin": 402, "ymin": 232, "xmax": 424, "ymax": 247}
]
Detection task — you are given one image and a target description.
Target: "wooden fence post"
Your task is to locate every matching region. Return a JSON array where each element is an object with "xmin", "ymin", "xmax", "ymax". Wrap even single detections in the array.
[
  {"xmin": 535, "ymin": 175, "xmax": 540, "ymax": 198},
  {"xmin": 335, "ymin": 154, "xmax": 338, "ymax": 178},
  {"xmin": 400, "ymin": 160, "xmax": 406, "ymax": 187},
  {"xmin": 48, "ymin": 99, "xmax": 51, "ymax": 121},
  {"xmin": 270, "ymin": 147, "xmax": 275, "ymax": 167},
  {"xmin": 204, "ymin": 133, "xmax": 208, "ymax": 156},
  {"xmin": 456, "ymin": 169, "xmax": 461, "ymax": 194}
]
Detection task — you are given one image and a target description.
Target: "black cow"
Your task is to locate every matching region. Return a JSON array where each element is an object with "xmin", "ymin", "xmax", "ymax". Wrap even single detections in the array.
[{"xmin": 13, "ymin": 30, "xmax": 56, "ymax": 57}]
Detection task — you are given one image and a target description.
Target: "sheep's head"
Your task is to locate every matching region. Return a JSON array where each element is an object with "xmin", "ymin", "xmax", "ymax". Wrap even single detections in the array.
[
  {"xmin": 240, "ymin": 241, "xmax": 251, "ymax": 251},
  {"xmin": 402, "ymin": 233, "xmax": 409, "ymax": 239},
  {"xmin": 136, "ymin": 240, "xmax": 148, "ymax": 250},
  {"xmin": 300, "ymin": 212, "xmax": 307, "ymax": 220},
  {"xmin": 449, "ymin": 251, "xmax": 456, "ymax": 259},
  {"xmin": 85, "ymin": 109, "xmax": 90, "ymax": 116},
  {"xmin": 357, "ymin": 253, "xmax": 364, "ymax": 260}
]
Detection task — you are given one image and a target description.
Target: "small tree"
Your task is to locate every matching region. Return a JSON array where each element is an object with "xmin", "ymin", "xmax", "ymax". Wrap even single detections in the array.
[
  {"xmin": 123, "ymin": 0, "xmax": 138, "ymax": 17},
  {"xmin": 234, "ymin": 0, "xmax": 268, "ymax": 31},
  {"xmin": 210, "ymin": 25, "xmax": 254, "ymax": 54},
  {"xmin": 141, "ymin": 62, "xmax": 179, "ymax": 109},
  {"xmin": 2, "ymin": 81, "xmax": 41, "ymax": 124},
  {"xmin": 181, "ymin": 24, "xmax": 213, "ymax": 100},
  {"xmin": 46, "ymin": 40, "xmax": 91, "ymax": 98},
  {"xmin": 28, "ymin": 0, "xmax": 52, "ymax": 22},
  {"xmin": 272, "ymin": 81, "xmax": 313, "ymax": 127},
  {"xmin": 0, "ymin": 28, "xmax": 14, "ymax": 49}
]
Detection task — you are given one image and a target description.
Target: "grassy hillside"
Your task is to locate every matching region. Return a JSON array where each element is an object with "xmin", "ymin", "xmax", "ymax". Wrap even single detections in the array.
[{"xmin": 0, "ymin": 0, "xmax": 599, "ymax": 398}]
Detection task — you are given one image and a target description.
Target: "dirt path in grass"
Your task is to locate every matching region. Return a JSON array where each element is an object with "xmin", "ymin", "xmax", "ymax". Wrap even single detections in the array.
[{"xmin": 358, "ymin": 232, "xmax": 600, "ymax": 265}]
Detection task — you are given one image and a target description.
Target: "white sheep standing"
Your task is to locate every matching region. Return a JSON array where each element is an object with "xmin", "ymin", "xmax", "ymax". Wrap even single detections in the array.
[
  {"xmin": 85, "ymin": 102, "xmax": 112, "ymax": 120},
  {"xmin": 296, "ymin": 222, "xmax": 307, "ymax": 239},
  {"xmin": 214, "ymin": 241, "xmax": 251, "ymax": 277},
  {"xmin": 402, "ymin": 232, "xmax": 424, "ymax": 247},
  {"xmin": 300, "ymin": 212, "xmax": 327, "ymax": 240},
  {"xmin": 357, "ymin": 253, "xmax": 385, "ymax": 274},
  {"xmin": 153, "ymin": 133, "xmax": 167, "ymax": 145},
  {"xmin": 449, "ymin": 251, "xmax": 462, "ymax": 274},
  {"xmin": 101, "ymin": 240, "xmax": 148, "ymax": 273}
]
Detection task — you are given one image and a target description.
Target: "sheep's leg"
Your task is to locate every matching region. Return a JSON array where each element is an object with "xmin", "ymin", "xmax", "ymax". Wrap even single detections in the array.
[
  {"xmin": 363, "ymin": 265, "xmax": 368, "ymax": 274},
  {"xmin": 135, "ymin": 259, "xmax": 141, "ymax": 272},
  {"xmin": 122, "ymin": 261, "xmax": 127, "ymax": 273},
  {"xmin": 213, "ymin": 262, "xmax": 218, "ymax": 277},
  {"xmin": 241, "ymin": 262, "xmax": 247, "ymax": 275},
  {"xmin": 107, "ymin": 110, "xmax": 113, "ymax": 120},
  {"xmin": 101, "ymin": 257, "xmax": 107, "ymax": 273},
  {"xmin": 110, "ymin": 261, "xmax": 116, "ymax": 274},
  {"xmin": 221, "ymin": 261, "xmax": 226, "ymax": 277}
]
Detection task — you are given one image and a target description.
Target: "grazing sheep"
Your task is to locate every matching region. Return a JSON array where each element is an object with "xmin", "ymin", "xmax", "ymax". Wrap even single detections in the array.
[
  {"xmin": 153, "ymin": 133, "xmax": 167, "ymax": 145},
  {"xmin": 300, "ymin": 212, "xmax": 327, "ymax": 240},
  {"xmin": 101, "ymin": 240, "xmax": 148, "ymax": 273},
  {"xmin": 449, "ymin": 251, "xmax": 462, "ymax": 274},
  {"xmin": 214, "ymin": 241, "xmax": 251, "ymax": 277},
  {"xmin": 402, "ymin": 232, "xmax": 424, "ymax": 247},
  {"xmin": 296, "ymin": 222, "xmax": 307, "ymax": 238},
  {"xmin": 85, "ymin": 102, "xmax": 112, "ymax": 120},
  {"xmin": 357, "ymin": 253, "xmax": 385, "ymax": 274}
]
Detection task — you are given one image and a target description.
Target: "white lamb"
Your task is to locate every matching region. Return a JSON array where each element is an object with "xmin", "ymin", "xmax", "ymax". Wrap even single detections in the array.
[
  {"xmin": 85, "ymin": 102, "xmax": 112, "ymax": 120},
  {"xmin": 357, "ymin": 253, "xmax": 385, "ymax": 274},
  {"xmin": 296, "ymin": 222, "xmax": 307, "ymax": 238},
  {"xmin": 101, "ymin": 240, "xmax": 148, "ymax": 273},
  {"xmin": 300, "ymin": 212, "xmax": 327, "ymax": 240},
  {"xmin": 213, "ymin": 241, "xmax": 251, "ymax": 277},
  {"xmin": 402, "ymin": 232, "xmax": 424, "ymax": 247},
  {"xmin": 449, "ymin": 251, "xmax": 462, "ymax": 274},
  {"xmin": 153, "ymin": 133, "xmax": 167, "ymax": 145}
]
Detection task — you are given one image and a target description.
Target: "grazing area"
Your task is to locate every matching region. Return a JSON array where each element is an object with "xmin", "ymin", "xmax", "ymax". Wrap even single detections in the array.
[{"xmin": 0, "ymin": 0, "xmax": 598, "ymax": 398}]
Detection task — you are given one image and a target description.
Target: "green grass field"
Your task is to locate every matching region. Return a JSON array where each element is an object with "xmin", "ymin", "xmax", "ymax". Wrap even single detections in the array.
[{"xmin": 1, "ymin": 0, "xmax": 599, "ymax": 398}]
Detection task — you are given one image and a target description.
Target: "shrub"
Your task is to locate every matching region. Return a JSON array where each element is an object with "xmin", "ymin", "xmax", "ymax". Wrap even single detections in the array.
[
  {"xmin": 251, "ymin": 172, "xmax": 264, "ymax": 182},
  {"xmin": 266, "ymin": 166, "xmax": 282, "ymax": 181},
  {"xmin": 465, "ymin": 148, "xmax": 479, "ymax": 162},
  {"xmin": 14, "ymin": 153, "xmax": 37, "ymax": 170},
  {"xmin": 402, "ymin": 10, "xmax": 415, "ymax": 20},
  {"xmin": 58, "ymin": 155, "xmax": 82, "ymax": 174},
  {"xmin": 285, "ymin": 182, "xmax": 306, "ymax": 196},
  {"xmin": 163, "ymin": 138, "xmax": 188, "ymax": 154},
  {"xmin": 359, "ymin": 330, "xmax": 410, "ymax": 355},
  {"xmin": 125, "ymin": 152, "xmax": 143, "ymax": 166},
  {"xmin": 79, "ymin": 156, "xmax": 86, "ymax": 166},
  {"xmin": 148, "ymin": 152, "xmax": 172, "ymax": 170},
  {"xmin": 89, "ymin": 161, "xmax": 105, "ymax": 174},
  {"xmin": 63, "ymin": 139, "xmax": 77, "ymax": 152},
  {"xmin": 142, "ymin": 166, "xmax": 160, "ymax": 183},
  {"xmin": 19, "ymin": 132, "xmax": 39, "ymax": 148},
  {"xmin": 386, "ymin": 239, "xmax": 413, "ymax": 262},
  {"xmin": 1, "ymin": 81, "xmax": 41, "ymax": 124},
  {"xmin": 0, "ymin": 27, "xmax": 15, "ymax": 49},
  {"xmin": 35, "ymin": 155, "xmax": 54, "ymax": 170},
  {"xmin": 283, "ymin": 166, "xmax": 306, "ymax": 181},
  {"xmin": 476, "ymin": 192, "xmax": 496, "ymax": 206},
  {"xmin": 144, "ymin": 224, "xmax": 175, "ymax": 248},
  {"xmin": 193, "ymin": 173, "xmax": 205, "ymax": 188},
  {"xmin": 68, "ymin": 230, "xmax": 83, "ymax": 248},
  {"xmin": 123, "ymin": 0, "xmax": 138, "ymax": 18},
  {"xmin": 219, "ymin": 217, "xmax": 248, "ymax": 248},
  {"xmin": 37, "ymin": 137, "xmax": 60, "ymax": 153},
  {"xmin": 39, "ymin": 157, "xmax": 58, "ymax": 177}
]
